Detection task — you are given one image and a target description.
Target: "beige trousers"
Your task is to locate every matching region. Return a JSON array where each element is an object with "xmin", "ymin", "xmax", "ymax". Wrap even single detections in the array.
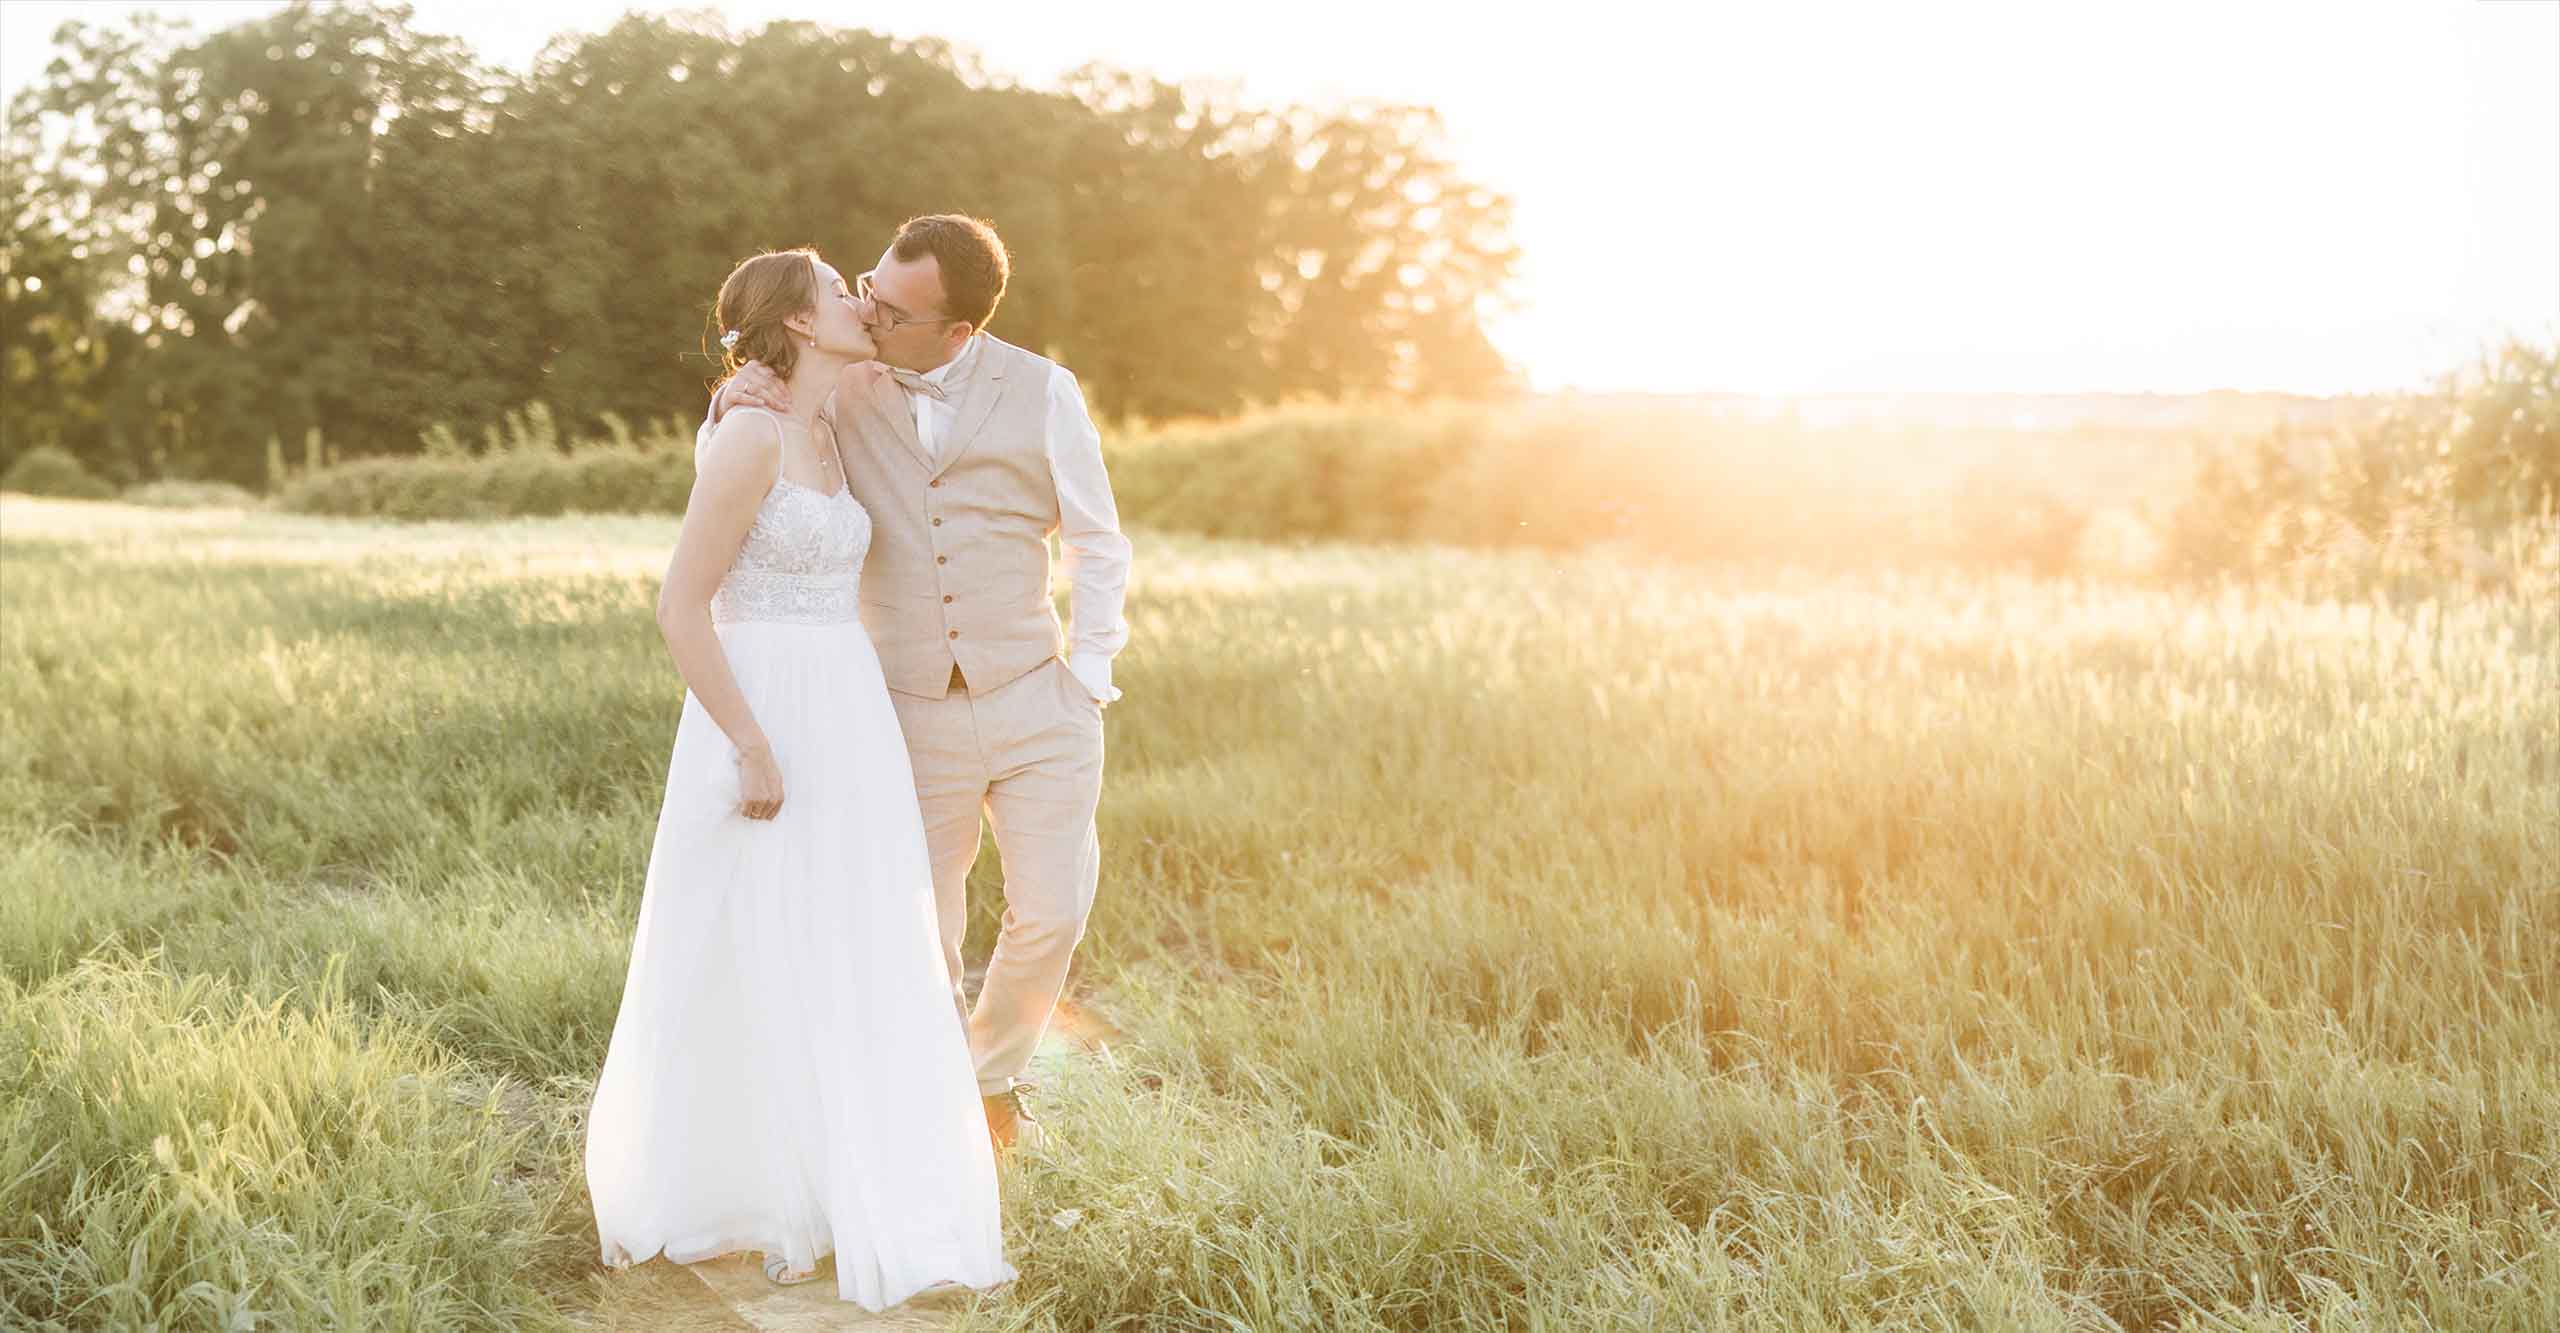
[{"xmin": 887, "ymin": 656, "xmax": 1105, "ymax": 1096}]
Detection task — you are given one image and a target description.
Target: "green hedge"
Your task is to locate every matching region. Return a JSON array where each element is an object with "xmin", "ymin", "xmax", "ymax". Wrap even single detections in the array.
[
  {"xmin": 256, "ymin": 338, "xmax": 2558, "ymax": 592},
  {"xmin": 270, "ymin": 402, "xmax": 2131, "ymax": 575},
  {"xmin": 1106, "ymin": 399, "xmax": 2156, "ymax": 576},
  {"xmin": 2, "ymin": 446, "xmax": 115, "ymax": 500},
  {"xmin": 2155, "ymin": 337, "xmax": 2560, "ymax": 592},
  {"xmin": 275, "ymin": 447, "xmax": 694, "ymax": 520},
  {"xmin": 120, "ymin": 479, "xmax": 262, "ymax": 509}
]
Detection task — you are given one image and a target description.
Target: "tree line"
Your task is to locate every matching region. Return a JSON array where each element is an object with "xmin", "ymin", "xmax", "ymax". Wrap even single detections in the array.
[{"xmin": 1, "ymin": 3, "xmax": 1519, "ymax": 486}]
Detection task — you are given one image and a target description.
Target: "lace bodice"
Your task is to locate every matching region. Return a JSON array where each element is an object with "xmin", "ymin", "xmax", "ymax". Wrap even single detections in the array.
[{"xmin": 711, "ymin": 475, "xmax": 872, "ymax": 626}]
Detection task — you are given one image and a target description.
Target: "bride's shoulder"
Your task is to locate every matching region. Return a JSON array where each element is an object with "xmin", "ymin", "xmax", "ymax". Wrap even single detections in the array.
[{"xmin": 697, "ymin": 408, "xmax": 785, "ymax": 480}]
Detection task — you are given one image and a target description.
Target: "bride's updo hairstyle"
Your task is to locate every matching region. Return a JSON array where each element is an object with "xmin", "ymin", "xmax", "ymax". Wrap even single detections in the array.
[{"xmin": 715, "ymin": 248, "xmax": 821, "ymax": 380}]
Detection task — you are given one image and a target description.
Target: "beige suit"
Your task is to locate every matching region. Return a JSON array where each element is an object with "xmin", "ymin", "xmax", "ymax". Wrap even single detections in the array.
[{"xmin": 825, "ymin": 334, "xmax": 1121, "ymax": 1096}]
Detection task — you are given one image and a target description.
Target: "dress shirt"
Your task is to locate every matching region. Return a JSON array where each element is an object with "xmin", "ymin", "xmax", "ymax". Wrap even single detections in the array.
[{"xmin": 905, "ymin": 334, "xmax": 977, "ymax": 458}]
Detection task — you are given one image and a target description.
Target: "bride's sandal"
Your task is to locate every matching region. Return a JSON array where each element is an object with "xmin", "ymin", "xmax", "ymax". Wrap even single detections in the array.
[{"xmin": 762, "ymin": 1254, "xmax": 821, "ymax": 1286}]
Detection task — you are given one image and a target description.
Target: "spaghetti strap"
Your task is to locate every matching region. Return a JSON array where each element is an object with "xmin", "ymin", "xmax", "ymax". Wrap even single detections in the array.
[
  {"xmin": 696, "ymin": 404, "xmax": 789, "ymax": 471},
  {"xmin": 731, "ymin": 404, "xmax": 849, "ymax": 497},
  {"xmin": 731, "ymin": 405, "xmax": 789, "ymax": 452}
]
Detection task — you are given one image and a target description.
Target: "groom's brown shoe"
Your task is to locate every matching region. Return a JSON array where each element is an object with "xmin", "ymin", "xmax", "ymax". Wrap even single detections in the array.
[{"xmin": 983, "ymin": 1082, "xmax": 1043, "ymax": 1155}]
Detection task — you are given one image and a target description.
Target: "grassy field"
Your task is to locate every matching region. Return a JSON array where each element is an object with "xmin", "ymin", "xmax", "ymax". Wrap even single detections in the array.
[{"xmin": 3, "ymin": 495, "xmax": 2555, "ymax": 1330}]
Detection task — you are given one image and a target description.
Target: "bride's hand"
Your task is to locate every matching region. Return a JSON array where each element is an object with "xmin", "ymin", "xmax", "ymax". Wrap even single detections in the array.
[
  {"xmin": 715, "ymin": 360, "xmax": 791, "ymax": 420},
  {"xmin": 737, "ymin": 743, "xmax": 785, "ymax": 820}
]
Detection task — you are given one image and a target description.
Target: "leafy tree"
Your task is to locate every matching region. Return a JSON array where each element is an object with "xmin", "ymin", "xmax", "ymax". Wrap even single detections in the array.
[
  {"xmin": 2, "ymin": 104, "xmax": 121, "ymax": 476},
  {"xmin": 1049, "ymin": 68, "xmax": 1278, "ymax": 420},
  {"xmin": 2, "ymin": 3, "xmax": 1524, "ymax": 482},
  {"xmin": 1252, "ymin": 104, "xmax": 1520, "ymax": 402},
  {"xmin": 7, "ymin": 4, "xmax": 498, "ymax": 480}
]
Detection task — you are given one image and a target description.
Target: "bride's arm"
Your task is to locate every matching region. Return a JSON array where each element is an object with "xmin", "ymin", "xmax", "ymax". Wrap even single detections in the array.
[{"xmin": 657, "ymin": 415, "xmax": 786, "ymax": 817}]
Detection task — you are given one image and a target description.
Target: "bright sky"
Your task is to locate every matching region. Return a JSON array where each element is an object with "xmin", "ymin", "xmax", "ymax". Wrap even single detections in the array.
[{"xmin": 4, "ymin": 0, "xmax": 2554, "ymax": 396}]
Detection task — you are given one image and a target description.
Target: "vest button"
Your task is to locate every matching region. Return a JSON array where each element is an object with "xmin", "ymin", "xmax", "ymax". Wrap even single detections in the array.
[
  {"xmin": 943, "ymin": 594, "xmax": 954, "ymax": 603},
  {"xmin": 948, "ymin": 630, "xmax": 960, "ymax": 639},
  {"xmin": 929, "ymin": 479, "xmax": 942, "ymax": 488},
  {"xmin": 932, "ymin": 517, "xmax": 943, "ymax": 526},
  {"xmin": 936, "ymin": 555, "xmax": 948, "ymax": 565}
]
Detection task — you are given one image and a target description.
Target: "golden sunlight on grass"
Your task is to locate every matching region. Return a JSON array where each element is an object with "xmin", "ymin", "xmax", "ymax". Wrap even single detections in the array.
[{"xmin": 6, "ymin": 504, "xmax": 2551, "ymax": 1328}]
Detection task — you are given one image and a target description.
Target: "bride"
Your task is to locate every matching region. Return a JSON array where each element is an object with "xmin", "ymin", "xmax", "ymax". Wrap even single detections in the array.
[{"xmin": 584, "ymin": 248, "xmax": 1015, "ymax": 1308}]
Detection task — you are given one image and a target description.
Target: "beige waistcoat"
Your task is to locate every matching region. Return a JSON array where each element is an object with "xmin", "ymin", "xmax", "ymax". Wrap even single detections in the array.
[{"xmin": 828, "ymin": 335, "xmax": 1065, "ymax": 699}]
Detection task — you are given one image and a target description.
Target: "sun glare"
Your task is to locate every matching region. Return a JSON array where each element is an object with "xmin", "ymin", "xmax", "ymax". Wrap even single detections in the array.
[{"xmin": 0, "ymin": 0, "xmax": 2550, "ymax": 399}]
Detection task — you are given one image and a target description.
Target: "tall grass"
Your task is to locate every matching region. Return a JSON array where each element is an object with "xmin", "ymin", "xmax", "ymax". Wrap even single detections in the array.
[
  {"xmin": 0, "ymin": 957, "xmax": 583, "ymax": 1329},
  {"xmin": 2, "ymin": 496, "xmax": 2554, "ymax": 1329}
]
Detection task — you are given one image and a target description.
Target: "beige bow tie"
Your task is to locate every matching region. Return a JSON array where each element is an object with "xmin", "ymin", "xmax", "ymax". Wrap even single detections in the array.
[{"xmin": 888, "ymin": 369, "xmax": 949, "ymax": 401}]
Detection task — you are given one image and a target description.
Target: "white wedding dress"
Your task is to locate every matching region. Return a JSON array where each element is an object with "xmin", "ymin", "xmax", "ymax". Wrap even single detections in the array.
[{"xmin": 586, "ymin": 416, "xmax": 1015, "ymax": 1310}]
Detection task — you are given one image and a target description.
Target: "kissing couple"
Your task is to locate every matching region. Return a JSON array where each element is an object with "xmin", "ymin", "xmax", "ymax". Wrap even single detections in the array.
[{"xmin": 582, "ymin": 214, "xmax": 1131, "ymax": 1310}]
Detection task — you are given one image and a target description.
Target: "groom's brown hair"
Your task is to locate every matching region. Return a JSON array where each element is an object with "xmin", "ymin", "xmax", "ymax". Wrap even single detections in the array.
[{"xmin": 892, "ymin": 214, "xmax": 1008, "ymax": 332}]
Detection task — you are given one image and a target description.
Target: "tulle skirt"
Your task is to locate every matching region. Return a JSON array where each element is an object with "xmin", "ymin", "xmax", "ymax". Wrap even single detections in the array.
[{"xmin": 585, "ymin": 618, "xmax": 1014, "ymax": 1311}]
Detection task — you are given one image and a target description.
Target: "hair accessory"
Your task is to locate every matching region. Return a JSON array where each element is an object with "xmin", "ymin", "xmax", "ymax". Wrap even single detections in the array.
[{"xmin": 720, "ymin": 329, "xmax": 742, "ymax": 351}]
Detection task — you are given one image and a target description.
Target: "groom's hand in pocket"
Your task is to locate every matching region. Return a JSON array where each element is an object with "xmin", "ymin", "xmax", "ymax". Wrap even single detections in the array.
[{"xmin": 712, "ymin": 360, "xmax": 791, "ymax": 422}]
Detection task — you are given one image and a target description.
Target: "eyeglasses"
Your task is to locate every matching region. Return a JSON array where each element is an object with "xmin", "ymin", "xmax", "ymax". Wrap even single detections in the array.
[{"xmin": 856, "ymin": 270, "xmax": 961, "ymax": 335}]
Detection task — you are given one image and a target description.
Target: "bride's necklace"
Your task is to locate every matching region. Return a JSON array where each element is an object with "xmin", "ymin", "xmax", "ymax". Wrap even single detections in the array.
[{"xmin": 777, "ymin": 417, "xmax": 844, "ymax": 483}]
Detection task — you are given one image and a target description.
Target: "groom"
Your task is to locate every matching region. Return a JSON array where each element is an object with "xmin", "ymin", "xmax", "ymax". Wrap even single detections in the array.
[{"xmin": 705, "ymin": 214, "xmax": 1130, "ymax": 1152}]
